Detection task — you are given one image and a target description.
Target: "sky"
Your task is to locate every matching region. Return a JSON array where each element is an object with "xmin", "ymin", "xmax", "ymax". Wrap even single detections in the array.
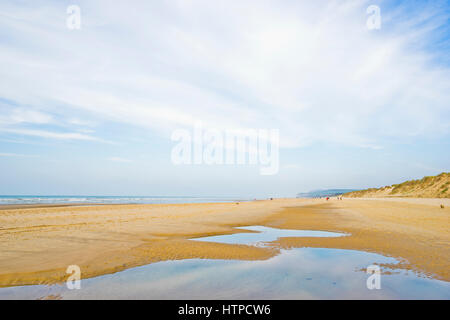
[{"xmin": 0, "ymin": 0, "xmax": 449, "ymax": 198}]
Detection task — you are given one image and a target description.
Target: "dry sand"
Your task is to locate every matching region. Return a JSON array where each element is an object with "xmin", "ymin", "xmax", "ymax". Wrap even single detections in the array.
[{"xmin": 0, "ymin": 198, "xmax": 448, "ymax": 287}]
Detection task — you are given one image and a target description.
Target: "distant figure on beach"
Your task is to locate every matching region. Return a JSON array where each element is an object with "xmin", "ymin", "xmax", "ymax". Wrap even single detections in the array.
[{"xmin": 326, "ymin": 197, "xmax": 329, "ymax": 201}]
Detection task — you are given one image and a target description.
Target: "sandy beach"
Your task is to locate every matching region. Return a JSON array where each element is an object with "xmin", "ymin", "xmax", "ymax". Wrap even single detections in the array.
[{"xmin": 0, "ymin": 198, "xmax": 449, "ymax": 287}]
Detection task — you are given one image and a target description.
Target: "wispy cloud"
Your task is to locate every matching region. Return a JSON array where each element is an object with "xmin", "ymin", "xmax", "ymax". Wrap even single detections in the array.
[
  {"xmin": 67, "ymin": 118, "xmax": 97, "ymax": 127},
  {"xmin": 108, "ymin": 157, "xmax": 133, "ymax": 163},
  {"xmin": 0, "ymin": 152, "xmax": 38, "ymax": 157},
  {"xmin": 0, "ymin": 108, "xmax": 53, "ymax": 125},
  {"xmin": 0, "ymin": 128, "xmax": 106, "ymax": 142},
  {"xmin": 0, "ymin": 0, "xmax": 448, "ymax": 150}
]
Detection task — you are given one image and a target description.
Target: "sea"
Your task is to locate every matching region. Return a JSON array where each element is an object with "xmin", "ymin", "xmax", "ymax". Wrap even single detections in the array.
[{"xmin": 0, "ymin": 195, "xmax": 250, "ymax": 205}]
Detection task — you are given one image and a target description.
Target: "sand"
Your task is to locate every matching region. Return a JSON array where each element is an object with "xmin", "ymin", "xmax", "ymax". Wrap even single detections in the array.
[{"xmin": 0, "ymin": 198, "xmax": 448, "ymax": 287}]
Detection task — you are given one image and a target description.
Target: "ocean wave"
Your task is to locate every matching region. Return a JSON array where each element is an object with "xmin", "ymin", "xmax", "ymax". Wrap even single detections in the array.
[{"xmin": 0, "ymin": 196, "xmax": 247, "ymax": 205}]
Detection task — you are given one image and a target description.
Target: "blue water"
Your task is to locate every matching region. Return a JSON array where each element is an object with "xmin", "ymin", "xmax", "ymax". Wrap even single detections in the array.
[
  {"xmin": 1, "ymin": 248, "xmax": 448, "ymax": 300},
  {"xmin": 0, "ymin": 195, "xmax": 249, "ymax": 205},
  {"xmin": 192, "ymin": 226, "xmax": 347, "ymax": 246}
]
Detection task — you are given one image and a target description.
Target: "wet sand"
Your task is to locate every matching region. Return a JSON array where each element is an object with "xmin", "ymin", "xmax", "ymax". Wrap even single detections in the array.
[
  {"xmin": 264, "ymin": 198, "xmax": 450, "ymax": 281},
  {"xmin": 0, "ymin": 198, "xmax": 448, "ymax": 287}
]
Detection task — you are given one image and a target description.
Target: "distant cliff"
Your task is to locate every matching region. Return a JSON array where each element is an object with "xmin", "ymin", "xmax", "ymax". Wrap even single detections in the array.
[{"xmin": 344, "ymin": 173, "xmax": 450, "ymax": 198}]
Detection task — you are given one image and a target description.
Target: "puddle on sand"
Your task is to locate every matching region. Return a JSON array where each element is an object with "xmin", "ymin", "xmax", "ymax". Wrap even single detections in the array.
[
  {"xmin": 1, "ymin": 248, "xmax": 448, "ymax": 300},
  {"xmin": 192, "ymin": 226, "xmax": 345, "ymax": 246},
  {"xmin": 0, "ymin": 226, "xmax": 448, "ymax": 300}
]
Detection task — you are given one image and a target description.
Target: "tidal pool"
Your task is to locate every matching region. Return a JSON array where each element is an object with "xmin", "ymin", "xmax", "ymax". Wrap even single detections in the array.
[
  {"xmin": 191, "ymin": 226, "xmax": 346, "ymax": 246},
  {"xmin": 0, "ymin": 227, "xmax": 448, "ymax": 300}
]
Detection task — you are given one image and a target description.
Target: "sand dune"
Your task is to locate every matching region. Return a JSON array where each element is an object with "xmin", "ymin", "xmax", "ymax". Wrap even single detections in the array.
[{"xmin": 345, "ymin": 172, "xmax": 450, "ymax": 198}]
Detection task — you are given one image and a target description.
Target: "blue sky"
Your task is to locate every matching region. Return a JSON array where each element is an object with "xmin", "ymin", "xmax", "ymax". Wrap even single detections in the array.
[{"xmin": 0, "ymin": 0, "xmax": 449, "ymax": 197}]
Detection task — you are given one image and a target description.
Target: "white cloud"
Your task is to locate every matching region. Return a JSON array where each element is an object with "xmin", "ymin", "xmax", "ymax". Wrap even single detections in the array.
[
  {"xmin": 0, "ymin": 127, "xmax": 105, "ymax": 142},
  {"xmin": 0, "ymin": 152, "xmax": 38, "ymax": 157},
  {"xmin": 0, "ymin": 0, "xmax": 448, "ymax": 150},
  {"xmin": 108, "ymin": 157, "xmax": 132, "ymax": 163},
  {"xmin": 0, "ymin": 108, "xmax": 53, "ymax": 125},
  {"xmin": 67, "ymin": 118, "xmax": 97, "ymax": 127}
]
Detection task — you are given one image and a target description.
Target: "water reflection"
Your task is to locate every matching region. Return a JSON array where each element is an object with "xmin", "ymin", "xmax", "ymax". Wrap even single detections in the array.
[
  {"xmin": 192, "ymin": 226, "xmax": 346, "ymax": 246},
  {"xmin": 1, "ymin": 248, "xmax": 448, "ymax": 299}
]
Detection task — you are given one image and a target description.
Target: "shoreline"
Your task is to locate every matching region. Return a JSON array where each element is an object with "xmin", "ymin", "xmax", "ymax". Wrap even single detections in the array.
[
  {"xmin": 0, "ymin": 203, "xmax": 111, "ymax": 210},
  {"xmin": 0, "ymin": 200, "xmax": 253, "ymax": 211},
  {"xmin": 1, "ymin": 196, "xmax": 448, "ymax": 210},
  {"xmin": 0, "ymin": 198, "xmax": 448, "ymax": 287}
]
